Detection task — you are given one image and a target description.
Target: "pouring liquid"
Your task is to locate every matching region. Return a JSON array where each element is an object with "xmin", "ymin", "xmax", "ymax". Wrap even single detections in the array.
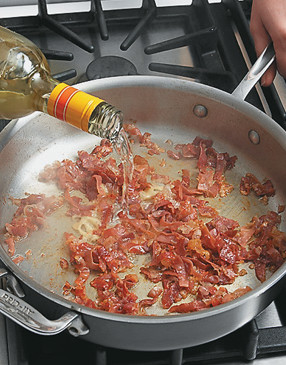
[{"xmin": 113, "ymin": 129, "xmax": 134, "ymax": 213}]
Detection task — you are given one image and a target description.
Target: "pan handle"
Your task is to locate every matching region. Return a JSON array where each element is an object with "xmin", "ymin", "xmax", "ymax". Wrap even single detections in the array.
[
  {"xmin": 232, "ymin": 43, "xmax": 275, "ymax": 100},
  {"xmin": 0, "ymin": 268, "xmax": 89, "ymax": 337}
]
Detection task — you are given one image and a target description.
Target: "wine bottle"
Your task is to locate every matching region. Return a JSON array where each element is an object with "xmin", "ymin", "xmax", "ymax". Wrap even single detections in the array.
[{"xmin": 0, "ymin": 26, "xmax": 122, "ymax": 141}]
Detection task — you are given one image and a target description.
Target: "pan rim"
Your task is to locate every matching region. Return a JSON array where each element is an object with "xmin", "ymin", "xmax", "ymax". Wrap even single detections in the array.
[{"xmin": 1, "ymin": 74, "xmax": 286, "ymax": 324}]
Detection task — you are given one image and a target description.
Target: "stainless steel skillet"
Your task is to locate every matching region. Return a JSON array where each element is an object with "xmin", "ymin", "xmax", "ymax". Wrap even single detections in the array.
[{"xmin": 0, "ymin": 44, "xmax": 285, "ymax": 351}]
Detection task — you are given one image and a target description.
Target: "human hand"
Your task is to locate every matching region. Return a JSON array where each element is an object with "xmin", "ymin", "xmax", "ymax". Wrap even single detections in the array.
[{"xmin": 250, "ymin": 0, "xmax": 286, "ymax": 86}]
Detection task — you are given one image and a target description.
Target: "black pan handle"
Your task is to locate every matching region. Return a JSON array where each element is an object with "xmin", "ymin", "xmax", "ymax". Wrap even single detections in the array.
[{"xmin": 232, "ymin": 43, "xmax": 275, "ymax": 100}]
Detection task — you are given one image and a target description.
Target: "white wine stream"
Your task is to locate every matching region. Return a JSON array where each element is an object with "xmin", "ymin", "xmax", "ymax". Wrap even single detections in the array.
[{"xmin": 113, "ymin": 129, "xmax": 134, "ymax": 212}]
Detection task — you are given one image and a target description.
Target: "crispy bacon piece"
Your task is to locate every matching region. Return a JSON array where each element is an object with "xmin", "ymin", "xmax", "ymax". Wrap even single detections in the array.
[
  {"xmin": 60, "ymin": 258, "xmax": 69, "ymax": 269},
  {"xmin": 170, "ymin": 137, "xmax": 237, "ymax": 199},
  {"xmin": 169, "ymin": 286, "xmax": 252, "ymax": 313},
  {"xmin": 162, "ymin": 278, "xmax": 181, "ymax": 309},
  {"xmin": 167, "ymin": 150, "xmax": 180, "ymax": 160},
  {"xmin": 148, "ymin": 286, "xmax": 163, "ymax": 298},
  {"xmin": 141, "ymin": 132, "xmax": 165, "ymax": 155},
  {"xmin": 64, "ymin": 190, "xmax": 97, "ymax": 216},
  {"xmin": 207, "ymin": 216, "xmax": 239, "ymax": 235},
  {"xmin": 91, "ymin": 139, "xmax": 113, "ymax": 158},
  {"xmin": 123, "ymin": 123, "xmax": 143, "ymax": 139},
  {"xmin": 196, "ymin": 142, "xmax": 236, "ymax": 198},
  {"xmin": 12, "ymin": 255, "xmax": 25, "ymax": 265},
  {"xmin": 140, "ymin": 267, "xmax": 163, "ymax": 283},
  {"xmin": 174, "ymin": 137, "xmax": 213, "ymax": 160},
  {"xmin": 66, "ymin": 233, "xmax": 133, "ymax": 274},
  {"xmin": 139, "ymin": 286, "xmax": 163, "ymax": 313},
  {"xmin": 90, "ymin": 273, "xmax": 139, "ymax": 314},
  {"xmin": 5, "ymin": 194, "xmax": 63, "ymax": 256},
  {"xmin": 246, "ymin": 211, "xmax": 286, "ymax": 282},
  {"xmin": 240, "ymin": 173, "xmax": 275, "ymax": 198}
]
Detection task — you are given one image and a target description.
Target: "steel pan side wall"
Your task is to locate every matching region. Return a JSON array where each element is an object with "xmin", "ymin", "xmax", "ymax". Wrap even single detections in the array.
[{"xmin": 11, "ymin": 272, "xmax": 286, "ymax": 351}]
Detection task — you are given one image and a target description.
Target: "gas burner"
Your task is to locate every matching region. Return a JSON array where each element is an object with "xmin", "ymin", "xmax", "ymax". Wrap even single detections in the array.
[{"xmin": 86, "ymin": 56, "xmax": 137, "ymax": 80}]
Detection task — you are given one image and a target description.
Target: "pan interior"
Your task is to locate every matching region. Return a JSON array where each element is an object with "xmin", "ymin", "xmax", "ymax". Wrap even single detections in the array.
[{"xmin": 0, "ymin": 78, "xmax": 286, "ymax": 316}]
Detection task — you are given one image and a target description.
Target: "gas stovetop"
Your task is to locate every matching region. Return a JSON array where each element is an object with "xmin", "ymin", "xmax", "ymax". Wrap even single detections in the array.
[{"xmin": 1, "ymin": 1, "xmax": 286, "ymax": 364}]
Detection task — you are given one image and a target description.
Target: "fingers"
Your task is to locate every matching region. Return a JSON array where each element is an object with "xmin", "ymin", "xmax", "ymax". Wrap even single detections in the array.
[
  {"xmin": 250, "ymin": 6, "xmax": 270, "ymax": 55},
  {"xmin": 261, "ymin": 63, "xmax": 276, "ymax": 87},
  {"xmin": 250, "ymin": 3, "xmax": 276, "ymax": 87},
  {"xmin": 261, "ymin": 1, "xmax": 286, "ymax": 80},
  {"xmin": 250, "ymin": 0, "xmax": 286, "ymax": 86},
  {"xmin": 271, "ymin": 35, "xmax": 286, "ymax": 82}
]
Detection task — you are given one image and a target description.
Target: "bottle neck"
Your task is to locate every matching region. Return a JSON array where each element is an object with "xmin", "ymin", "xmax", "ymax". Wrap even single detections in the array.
[
  {"xmin": 37, "ymin": 80, "xmax": 123, "ymax": 140},
  {"xmin": 45, "ymin": 82, "xmax": 106, "ymax": 132},
  {"xmin": 88, "ymin": 103, "xmax": 123, "ymax": 142}
]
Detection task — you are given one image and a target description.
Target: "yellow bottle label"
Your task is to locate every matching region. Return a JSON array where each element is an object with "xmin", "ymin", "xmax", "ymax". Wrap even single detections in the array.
[{"xmin": 47, "ymin": 83, "xmax": 104, "ymax": 132}]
